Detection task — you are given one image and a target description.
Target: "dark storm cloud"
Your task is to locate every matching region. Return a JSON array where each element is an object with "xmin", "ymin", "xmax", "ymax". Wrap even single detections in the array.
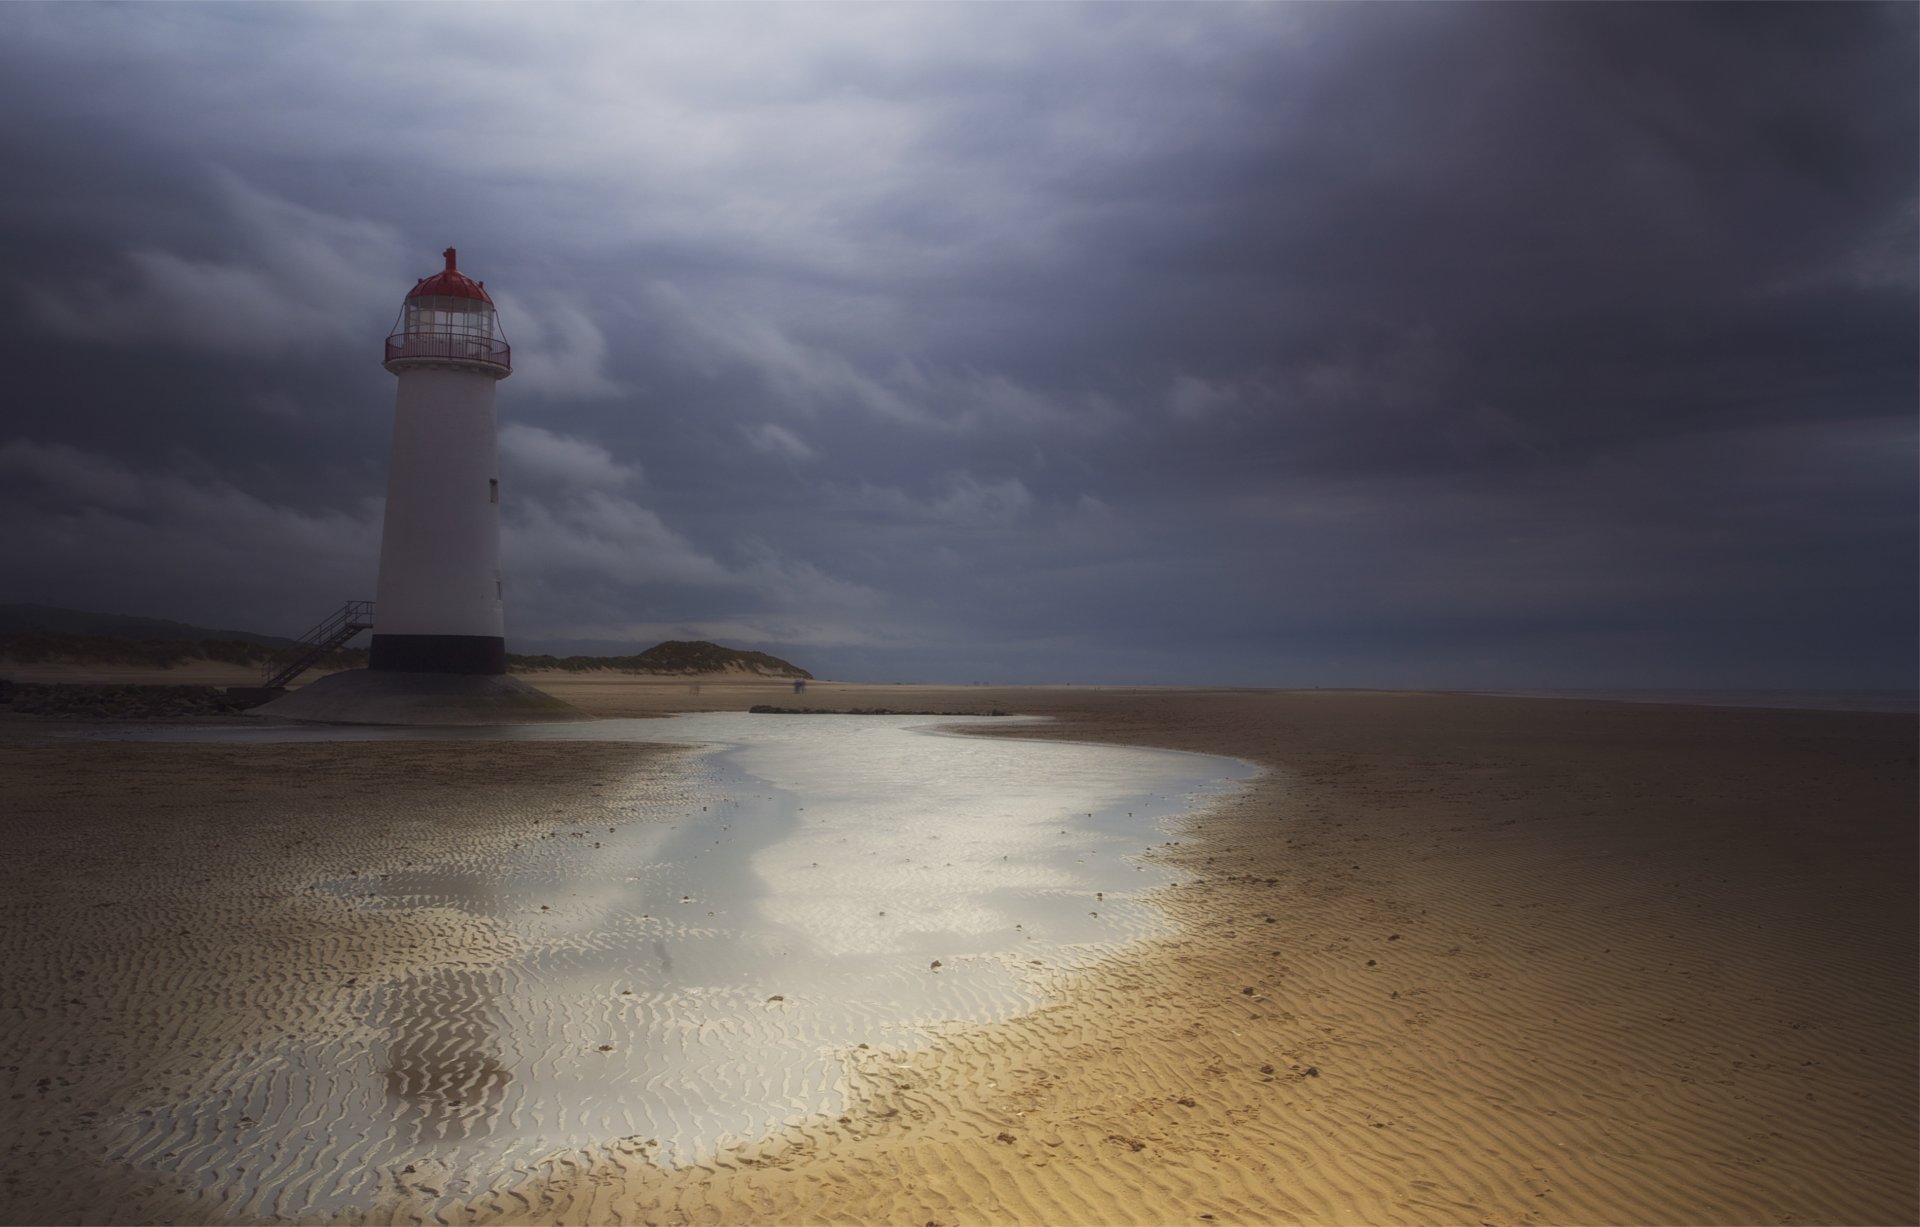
[{"xmin": 0, "ymin": 2, "xmax": 1911, "ymax": 686}]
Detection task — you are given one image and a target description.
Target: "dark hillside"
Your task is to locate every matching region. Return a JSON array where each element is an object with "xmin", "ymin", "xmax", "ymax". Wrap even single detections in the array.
[
  {"xmin": 0, "ymin": 607, "xmax": 810, "ymax": 680},
  {"xmin": 509, "ymin": 640, "xmax": 811, "ymax": 678},
  {"xmin": 0, "ymin": 604, "xmax": 298, "ymax": 646},
  {"xmin": 0, "ymin": 633, "xmax": 364, "ymax": 672}
]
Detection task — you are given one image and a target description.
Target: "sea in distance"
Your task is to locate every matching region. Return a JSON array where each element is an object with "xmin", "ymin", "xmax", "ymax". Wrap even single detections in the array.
[{"xmin": 1465, "ymin": 688, "xmax": 1917, "ymax": 714}]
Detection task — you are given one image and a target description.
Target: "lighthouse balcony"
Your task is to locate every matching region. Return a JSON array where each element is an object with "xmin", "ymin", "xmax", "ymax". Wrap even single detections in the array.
[{"xmin": 384, "ymin": 331, "xmax": 512, "ymax": 375}]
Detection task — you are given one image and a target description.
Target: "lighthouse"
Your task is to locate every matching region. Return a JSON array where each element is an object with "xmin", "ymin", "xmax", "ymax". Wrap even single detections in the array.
[
  {"xmin": 254, "ymin": 248, "xmax": 582, "ymax": 725},
  {"xmin": 371, "ymin": 248, "xmax": 510, "ymax": 675}
]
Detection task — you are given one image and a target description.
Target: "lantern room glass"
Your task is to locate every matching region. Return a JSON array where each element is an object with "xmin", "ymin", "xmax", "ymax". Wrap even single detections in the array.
[
  {"xmin": 404, "ymin": 295, "xmax": 498, "ymax": 346},
  {"xmin": 386, "ymin": 293, "xmax": 511, "ymax": 373}
]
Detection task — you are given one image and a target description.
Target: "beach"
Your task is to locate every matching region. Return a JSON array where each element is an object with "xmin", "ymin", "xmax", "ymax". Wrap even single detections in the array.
[{"xmin": 1, "ymin": 681, "xmax": 1914, "ymax": 1225}]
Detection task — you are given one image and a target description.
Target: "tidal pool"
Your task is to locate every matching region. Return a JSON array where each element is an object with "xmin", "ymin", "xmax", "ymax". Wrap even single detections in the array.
[{"xmin": 99, "ymin": 713, "xmax": 1252, "ymax": 1217}]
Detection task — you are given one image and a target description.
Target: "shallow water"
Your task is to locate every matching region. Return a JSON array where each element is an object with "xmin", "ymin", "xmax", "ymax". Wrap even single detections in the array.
[{"xmin": 98, "ymin": 713, "xmax": 1252, "ymax": 1217}]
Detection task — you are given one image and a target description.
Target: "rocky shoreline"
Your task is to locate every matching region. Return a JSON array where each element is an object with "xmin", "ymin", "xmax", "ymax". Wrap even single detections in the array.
[{"xmin": 0, "ymin": 682, "xmax": 255, "ymax": 720}]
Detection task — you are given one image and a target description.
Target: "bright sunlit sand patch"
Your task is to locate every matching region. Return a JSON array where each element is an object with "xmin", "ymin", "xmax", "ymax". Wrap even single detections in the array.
[{"xmin": 53, "ymin": 713, "xmax": 1249, "ymax": 1218}]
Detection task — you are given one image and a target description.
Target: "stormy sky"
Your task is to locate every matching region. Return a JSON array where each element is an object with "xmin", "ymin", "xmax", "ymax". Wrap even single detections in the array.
[{"xmin": 1, "ymin": 2, "xmax": 1913, "ymax": 687}]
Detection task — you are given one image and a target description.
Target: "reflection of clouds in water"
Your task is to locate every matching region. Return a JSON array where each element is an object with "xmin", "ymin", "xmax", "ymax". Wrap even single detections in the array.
[
  {"xmin": 110, "ymin": 714, "xmax": 1250, "ymax": 1217},
  {"xmin": 739, "ymin": 726, "xmax": 1203, "ymax": 959}
]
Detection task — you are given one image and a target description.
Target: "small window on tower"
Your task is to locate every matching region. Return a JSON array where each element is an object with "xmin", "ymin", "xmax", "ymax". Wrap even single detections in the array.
[{"xmin": 489, "ymin": 478, "xmax": 499, "ymax": 504}]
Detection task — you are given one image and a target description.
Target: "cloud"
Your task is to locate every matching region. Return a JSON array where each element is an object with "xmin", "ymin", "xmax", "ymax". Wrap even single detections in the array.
[
  {"xmin": 742, "ymin": 423, "xmax": 819, "ymax": 463},
  {"xmin": 500, "ymin": 478, "xmax": 895, "ymax": 650},
  {"xmin": 647, "ymin": 281, "xmax": 929, "ymax": 425},
  {"xmin": 645, "ymin": 283, "xmax": 1121, "ymax": 438},
  {"xmin": 488, "ymin": 291, "xmax": 624, "ymax": 400},
  {"xmin": 1770, "ymin": 193, "xmax": 1920, "ymax": 296},
  {"xmin": 0, "ymin": 438, "xmax": 380, "ymax": 632},
  {"xmin": 0, "ymin": 3, "xmax": 1909, "ymax": 685},
  {"xmin": 1842, "ymin": 195, "xmax": 1920, "ymax": 290},
  {"xmin": 832, "ymin": 472, "xmax": 1036, "ymax": 529},
  {"xmin": 930, "ymin": 473, "xmax": 1035, "ymax": 528},
  {"xmin": 505, "ymin": 490, "xmax": 730, "ymax": 591},
  {"xmin": 500, "ymin": 423, "xmax": 637, "ymax": 491},
  {"xmin": 1166, "ymin": 374, "xmax": 1246, "ymax": 423},
  {"xmin": 24, "ymin": 170, "xmax": 402, "ymax": 355}
]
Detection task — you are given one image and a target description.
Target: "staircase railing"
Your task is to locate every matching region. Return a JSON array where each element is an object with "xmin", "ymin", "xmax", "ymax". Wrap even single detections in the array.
[{"xmin": 261, "ymin": 600, "xmax": 375, "ymax": 689}]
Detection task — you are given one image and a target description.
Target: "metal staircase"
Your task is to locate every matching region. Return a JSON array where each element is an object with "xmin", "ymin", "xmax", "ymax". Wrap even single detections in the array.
[{"xmin": 261, "ymin": 600, "xmax": 375, "ymax": 690}]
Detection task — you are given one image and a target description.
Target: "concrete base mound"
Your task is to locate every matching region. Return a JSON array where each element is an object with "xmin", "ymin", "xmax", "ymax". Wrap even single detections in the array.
[{"xmin": 250, "ymin": 669, "xmax": 589, "ymax": 726}]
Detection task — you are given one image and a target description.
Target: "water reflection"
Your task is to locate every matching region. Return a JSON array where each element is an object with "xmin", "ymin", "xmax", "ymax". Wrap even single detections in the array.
[{"xmin": 105, "ymin": 713, "xmax": 1252, "ymax": 1216}]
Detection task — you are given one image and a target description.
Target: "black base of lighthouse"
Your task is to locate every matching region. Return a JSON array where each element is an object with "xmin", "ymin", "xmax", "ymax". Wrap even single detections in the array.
[{"xmin": 369, "ymin": 633, "xmax": 507, "ymax": 675}]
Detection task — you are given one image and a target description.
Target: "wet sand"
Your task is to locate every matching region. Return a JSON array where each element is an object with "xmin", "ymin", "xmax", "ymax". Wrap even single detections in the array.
[{"xmin": 1, "ymin": 681, "xmax": 1914, "ymax": 1225}]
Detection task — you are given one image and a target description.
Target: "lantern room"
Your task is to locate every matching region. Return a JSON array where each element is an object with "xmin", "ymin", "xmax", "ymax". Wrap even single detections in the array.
[{"xmin": 383, "ymin": 248, "xmax": 512, "ymax": 378}]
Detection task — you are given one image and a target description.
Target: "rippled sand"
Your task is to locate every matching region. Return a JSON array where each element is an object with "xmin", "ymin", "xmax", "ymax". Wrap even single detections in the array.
[{"xmin": 2, "ymin": 682, "xmax": 1915, "ymax": 1225}]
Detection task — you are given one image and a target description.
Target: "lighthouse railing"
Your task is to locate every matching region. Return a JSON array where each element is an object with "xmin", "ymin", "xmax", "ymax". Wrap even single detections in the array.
[{"xmin": 384, "ymin": 332, "xmax": 512, "ymax": 372}]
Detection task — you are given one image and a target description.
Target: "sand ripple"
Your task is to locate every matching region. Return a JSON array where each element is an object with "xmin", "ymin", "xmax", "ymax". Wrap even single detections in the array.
[{"xmin": 1, "ymin": 716, "xmax": 1248, "ymax": 1223}]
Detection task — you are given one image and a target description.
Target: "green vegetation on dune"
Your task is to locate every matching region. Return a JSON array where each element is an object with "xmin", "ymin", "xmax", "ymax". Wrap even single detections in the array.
[
  {"xmin": 0, "ymin": 632, "xmax": 366, "ymax": 672},
  {"xmin": 0, "ymin": 614, "xmax": 812, "ymax": 680},
  {"xmin": 507, "ymin": 640, "xmax": 812, "ymax": 678}
]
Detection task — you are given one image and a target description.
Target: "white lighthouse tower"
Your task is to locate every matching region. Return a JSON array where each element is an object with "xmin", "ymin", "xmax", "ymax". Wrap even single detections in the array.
[
  {"xmin": 256, "ymin": 248, "xmax": 581, "ymax": 724},
  {"xmin": 371, "ymin": 248, "xmax": 510, "ymax": 675}
]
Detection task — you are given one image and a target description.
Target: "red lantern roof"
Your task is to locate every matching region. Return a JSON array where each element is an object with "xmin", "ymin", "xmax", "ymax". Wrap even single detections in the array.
[{"xmin": 405, "ymin": 247, "xmax": 494, "ymax": 304}]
